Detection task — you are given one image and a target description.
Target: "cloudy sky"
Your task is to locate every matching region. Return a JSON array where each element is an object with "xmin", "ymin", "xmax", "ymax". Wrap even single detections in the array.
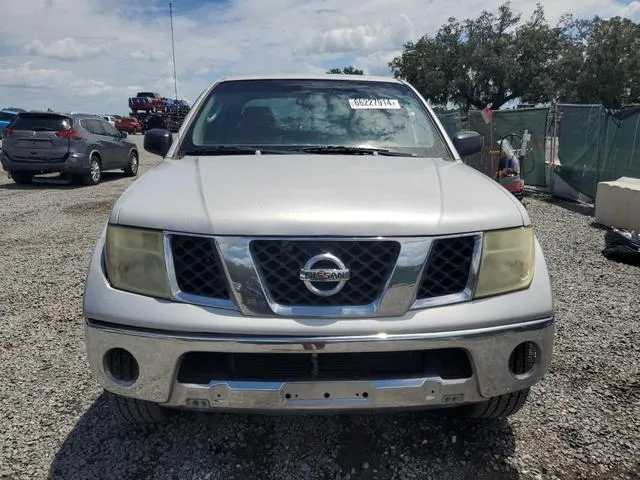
[{"xmin": 1, "ymin": 0, "xmax": 639, "ymax": 115}]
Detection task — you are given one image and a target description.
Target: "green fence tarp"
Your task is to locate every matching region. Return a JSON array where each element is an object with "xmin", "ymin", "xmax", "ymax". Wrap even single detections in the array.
[
  {"xmin": 438, "ymin": 104, "xmax": 640, "ymax": 198},
  {"xmin": 437, "ymin": 111, "xmax": 469, "ymax": 139},
  {"xmin": 556, "ymin": 105, "xmax": 640, "ymax": 198},
  {"xmin": 488, "ymin": 109, "xmax": 548, "ymax": 188},
  {"xmin": 437, "ymin": 108, "xmax": 549, "ymax": 188}
]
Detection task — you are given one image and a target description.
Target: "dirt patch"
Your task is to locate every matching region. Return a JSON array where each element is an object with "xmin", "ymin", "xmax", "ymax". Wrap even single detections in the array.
[
  {"xmin": 0, "ymin": 209, "xmax": 38, "ymax": 222},
  {"xmin": 63, "ymin": 200, "xmax": 114, "ymax": 216}
]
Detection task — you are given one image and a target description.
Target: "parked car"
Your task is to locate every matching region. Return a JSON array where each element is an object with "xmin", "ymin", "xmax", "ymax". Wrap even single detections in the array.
[
  {"xmin": 129, "ymin": 92, "xmax": 166, "ymax": 112},
  {"xmin": 1, "ymin": 111, "xmax": 139, "ymax": 185},
  {"xmin": 82, "ymin": 74, "xmax": 554, "ymax": 424},
  {"xmin": 0, "ymin": 109, "xmax": 19, "ymax": 148},
  {"xmin": 164, "ymin": 99, "xmax": 190, "ymax": 115},
  {"xmin": 115, "ymin": 117, "xmax": 143, "ymax": 134},
  {"xmin": 102, "ymin": 115, "xmax": 118, "ymax": 127}
]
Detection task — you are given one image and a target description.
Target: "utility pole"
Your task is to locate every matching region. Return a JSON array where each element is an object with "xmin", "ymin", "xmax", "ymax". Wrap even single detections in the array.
[{"xmin": 169, "ymin": 2, "xmax": 178, "ymax": 101}]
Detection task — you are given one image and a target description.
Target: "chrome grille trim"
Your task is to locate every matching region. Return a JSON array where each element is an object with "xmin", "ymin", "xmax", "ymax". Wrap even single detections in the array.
[
  {"xmin": 163, "ymin": 233, "xmax": 235, "ymax": 311},
  {"xmin": 410, "ymin": 233, "xmax": 483, "ymax": 310},
  {"xmin": 162, "ymin": 232, "xmax": 483, "ymax": 318}
]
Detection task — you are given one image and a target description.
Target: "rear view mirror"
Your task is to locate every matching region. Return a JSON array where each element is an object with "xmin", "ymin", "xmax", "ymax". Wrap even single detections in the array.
[
  {"xmin": 452, "ymin": 130, "xmax": 483, "ymax": 157},
  {"xmin": 144, "ymin": 129, "xmax": 173, "ymax": 157}
]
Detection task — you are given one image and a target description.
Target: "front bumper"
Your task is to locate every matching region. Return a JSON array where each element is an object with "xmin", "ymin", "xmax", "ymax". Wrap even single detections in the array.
[{"xmin": 85, "ymin": 316, "xmax": 554, "ymax": 413}]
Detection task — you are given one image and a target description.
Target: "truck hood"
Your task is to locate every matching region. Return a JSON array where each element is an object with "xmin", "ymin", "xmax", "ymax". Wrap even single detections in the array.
[{"xmin": 111, "ymin": 154, "xmax": 528, "ymax": 236}]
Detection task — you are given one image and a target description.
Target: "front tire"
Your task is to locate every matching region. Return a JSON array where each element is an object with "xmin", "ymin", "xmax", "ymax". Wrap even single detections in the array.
[
  {"xmin": 124, "ymin": 151, "xmax": 138, "ymax": 177},
  {"xmin": 107, "ymin": 392, "xmax": 170, "ymax": 424},
  {"xmin": 105, "ymin": 348, "xmax": 172, "ymax": 424},
  {"xmin": 454, "ymin": 388, "xmax": 530, "ymax": 419},
  {"xmin": 82, "ymin": 155, "xmax": 102, "ymax": 186}
]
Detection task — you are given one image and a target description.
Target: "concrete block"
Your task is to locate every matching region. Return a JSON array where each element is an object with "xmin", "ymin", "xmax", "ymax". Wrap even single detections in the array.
[{"xmin": 595, "ymin": 177, "xmax": 640, "ymax": 232}]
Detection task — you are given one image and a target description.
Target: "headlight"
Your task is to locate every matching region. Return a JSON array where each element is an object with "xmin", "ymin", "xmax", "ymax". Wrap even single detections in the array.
[
  {"xmin": 105, "ymin": 224, "xmax": 172, "ymax": 299},
  {"xmin": 474, "ymin": 226, "xmax": 535, "ymax": 298}
]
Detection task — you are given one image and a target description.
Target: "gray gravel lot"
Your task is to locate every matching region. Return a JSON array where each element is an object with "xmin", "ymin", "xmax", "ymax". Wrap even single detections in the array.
[{"xmin": 0, "ymin": 135, "xmax": 639, "ymax": 480}]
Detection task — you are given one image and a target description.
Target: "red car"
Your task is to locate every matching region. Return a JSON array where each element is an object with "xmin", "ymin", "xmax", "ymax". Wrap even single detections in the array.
[
  {"xmin": 115, "ymin": 117, "xmax": 143, "ymax": 134},
  {"xmin": 128, "ymin": 92, "xmax": 166, "ymax": 112}
]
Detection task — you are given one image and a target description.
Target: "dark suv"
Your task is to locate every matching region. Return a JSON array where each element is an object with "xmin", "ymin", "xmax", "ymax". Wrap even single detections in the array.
[{"xmin": 1, "ymin": 112, "xmax": 139, "ymax": 186}]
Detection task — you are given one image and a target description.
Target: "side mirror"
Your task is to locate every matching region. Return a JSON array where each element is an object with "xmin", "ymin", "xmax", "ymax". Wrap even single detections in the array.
[
  {"xmin": 452, "ymin": 130, "xmax": 483, "ymax": 157},
  {"xmin": 144, "ymin": 128, "xmax": 173, "ymax": 157},
  {"xmin": 119, "ymin": 130, "xmax": 127, "ymax": 138}
]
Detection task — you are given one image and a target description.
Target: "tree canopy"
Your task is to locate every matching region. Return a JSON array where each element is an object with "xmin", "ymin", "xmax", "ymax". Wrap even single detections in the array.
[
  {"xmin": 327, "ymin": 66, "xmax": 364, "ymax": 75},
  {"xmin": 389, "ymin": 2, "xmax": 640, "ymax": 110},
  {"xmin": 555, "ymin": 15, "xmax": 640, "ymax": 108}
]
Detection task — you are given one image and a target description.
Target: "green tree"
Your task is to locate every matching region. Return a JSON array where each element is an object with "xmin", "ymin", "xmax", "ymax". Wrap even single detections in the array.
[
  {"xmin": 327, "ymin": 66, "xmax": 364, "ymax": 75},
  {"xmin": 555, "ymin": 15, "xmax": 640, "ymax": 108},
  {"xmin": 390, "ymin": 3, "xmax": 640, "ymax": 109},
  {"xmin": 390, "ymin": 2, "xmax": 566, "ymax": 110},
  {"xmin": 549, "ymin": 14, "xmax": 594, "ymax": 105}
]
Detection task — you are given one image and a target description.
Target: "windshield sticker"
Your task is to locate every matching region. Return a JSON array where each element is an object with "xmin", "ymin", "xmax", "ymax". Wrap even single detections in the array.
[{"xmin": 349, "ymin": 99, "xmax": 401, "ymax": 109}]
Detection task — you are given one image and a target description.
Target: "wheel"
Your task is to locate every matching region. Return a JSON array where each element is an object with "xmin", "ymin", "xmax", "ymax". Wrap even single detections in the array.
[
  {"xmin": 124, "ymin": 151, "xmax": 139, "ymax": 177},
  {"xmin": 107, "ymin": 392, "xmax": 170, "ymax": 424},
  {"xmin": 82, "ymin": 155, "xmax": 102, "ymax": 186},
  {"xmin": 452, "ymin": 388, "xmax": 530, "ymax": 419},
  {"xmin": 105, "ymin": 348, "xmax": 171, "ymax": 424},
  {"xmin": 11, "ymin": 172, "xmax": 33, "ymax": 184}
]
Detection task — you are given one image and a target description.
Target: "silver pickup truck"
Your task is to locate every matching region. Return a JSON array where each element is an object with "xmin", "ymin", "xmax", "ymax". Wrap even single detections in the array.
[{"xmin": 82, "ymin": 74, "xmax": 554, "ymax": 424}]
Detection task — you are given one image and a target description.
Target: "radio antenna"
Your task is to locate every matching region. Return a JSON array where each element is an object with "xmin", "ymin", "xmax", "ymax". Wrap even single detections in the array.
[{"xmin": 169, "ymin": 2, "xmax": 178, "ymax": 101}]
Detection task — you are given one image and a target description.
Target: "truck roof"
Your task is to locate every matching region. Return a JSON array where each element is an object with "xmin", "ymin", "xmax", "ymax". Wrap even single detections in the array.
[{"xmin": 215, "ymin": 74, "xmax": 404, "ymax": 84}]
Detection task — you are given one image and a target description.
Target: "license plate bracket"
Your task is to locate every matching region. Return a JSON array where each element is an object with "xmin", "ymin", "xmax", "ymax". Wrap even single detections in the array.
[{"xmin": 282, "ymin": 381, "xmax": 372, "ymax": 402}]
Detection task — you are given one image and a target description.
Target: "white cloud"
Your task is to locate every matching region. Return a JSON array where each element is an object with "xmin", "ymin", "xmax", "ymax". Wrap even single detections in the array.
[
  {"xmin": 127, "ymin": 50, "xmax": 167, "ymax": 62},
  {"xmin": 299, "ymin": 15, "xmax": 415, "ymax": 54},
  {"xmin": 0, "ymin": 63, "xmax": 73, "ymax": 89},
  {"xmin": 0, "ymin": 0, "xmax": 637, "ymax": 114},
  {"xmin": 353, "ymin": 51, "xmax": 404, "ymax": 76},
  {"xmin": 25, "ymin": 37, "xmax": 105, "ymax": 61}
]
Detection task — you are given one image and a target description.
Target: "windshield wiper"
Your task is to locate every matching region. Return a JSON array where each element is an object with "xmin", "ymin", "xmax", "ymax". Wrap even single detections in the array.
[
  {"xmin": 292, "ymin": 145, "xmax": 417, "ymax": 157},
  {"xmin": 181, "ymin": 146, "xmax": 295, "ymax": 156}
]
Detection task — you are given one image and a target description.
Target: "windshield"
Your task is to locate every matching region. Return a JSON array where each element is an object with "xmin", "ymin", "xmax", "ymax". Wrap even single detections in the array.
[
  {"xmin": 180, "ymin": 79, "xmax": 452, "ymax": 159},
  {"xmin": 10, "ymin": 114, "xmax": 71, "ymax": 131}
]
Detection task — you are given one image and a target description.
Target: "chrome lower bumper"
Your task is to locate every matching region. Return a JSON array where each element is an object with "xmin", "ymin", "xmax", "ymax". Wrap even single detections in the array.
[{"xmin": 84, "ymin": 317, "xmax": 554, "ymax": 413}]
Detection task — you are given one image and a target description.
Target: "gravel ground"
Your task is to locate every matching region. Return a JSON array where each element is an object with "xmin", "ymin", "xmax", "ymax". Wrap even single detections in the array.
[{"xmin": 0, "ymin": 136, "xmax": 638, "ymax": 480}]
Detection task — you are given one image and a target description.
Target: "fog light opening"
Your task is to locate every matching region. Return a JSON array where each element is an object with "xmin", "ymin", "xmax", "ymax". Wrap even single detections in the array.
[
  {"xmin": 509, "ymin": 341, "xmax": 539, "ymax": 379},
  {"xmin": 104, "ymin": 348, "xmax": 140, "ymax": 386}
]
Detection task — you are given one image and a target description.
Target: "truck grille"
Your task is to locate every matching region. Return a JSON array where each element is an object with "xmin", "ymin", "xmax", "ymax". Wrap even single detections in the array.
[
  {"xmin": 168, "ymin": 234, "xmax": 476, "ymax": 309},
  {"xmin": 170, "ymin": 235, "xmax": 231, "ymax": 299},
  {"xmin": 250, "ymin": 240, "xmax": 401, "ymax": 307},
  {"xmin": 177, "ymin": 349, "xmax": 473, "ymax": 383},
  {"xmin": 417, "ymin": 236, "xmax": 476, "ymax": 299}
]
